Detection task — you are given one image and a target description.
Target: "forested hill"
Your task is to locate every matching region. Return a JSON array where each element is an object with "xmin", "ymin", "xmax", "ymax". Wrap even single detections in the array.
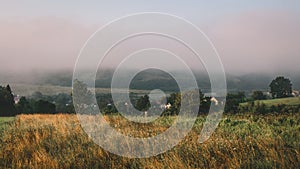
[{"xmin": 1, "ymin": 69, "xmax": 300, "ymax": 92}]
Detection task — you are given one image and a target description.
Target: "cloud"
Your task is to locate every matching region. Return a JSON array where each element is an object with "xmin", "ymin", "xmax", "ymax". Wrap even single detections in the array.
[
  {"xmin": 206, "ymin": 10, "xmax": 300, "ymax": 74},
  {"xmin": 0, "ymin": 17, "xmax": 98, "ymax": 72},
  {"xmin": 1, "ymin": 10, "xmax": 300, "ymax": 75}
]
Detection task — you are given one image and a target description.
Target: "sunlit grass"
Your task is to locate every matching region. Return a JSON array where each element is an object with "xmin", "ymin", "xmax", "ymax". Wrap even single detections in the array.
[{"xmin": 0, "ymin": 113, "xmax": 299, "ymax": 168}]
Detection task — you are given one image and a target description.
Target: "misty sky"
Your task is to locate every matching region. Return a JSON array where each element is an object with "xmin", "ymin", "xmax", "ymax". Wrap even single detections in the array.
[{"xmin": 1, "ymin": 0, "xmax": 300, "ymax": 75}]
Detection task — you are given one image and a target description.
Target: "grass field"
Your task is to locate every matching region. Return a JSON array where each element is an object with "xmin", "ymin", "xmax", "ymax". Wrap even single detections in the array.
[
  {"xmin": 240, "ymin": 97, "xmax": 300, "ymax": 107},
  {"xmin": 0, "ymin": 117, "xmax": 14, "ymax": 133},
  {"xmin": 0, "ymin": 113, "xmax": 299, "ymax": 168}
]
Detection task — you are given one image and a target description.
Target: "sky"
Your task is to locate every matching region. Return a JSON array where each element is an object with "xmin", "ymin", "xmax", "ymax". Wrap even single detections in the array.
[{"xmin": 1, "ymin": 0, "xmax": 300, "ymax": 75}]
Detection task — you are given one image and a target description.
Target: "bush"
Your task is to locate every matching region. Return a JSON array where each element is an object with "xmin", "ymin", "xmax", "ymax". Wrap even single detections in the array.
[{"xmin": 33, "ymin": 100, "xmax": 56, "ymax": 114}]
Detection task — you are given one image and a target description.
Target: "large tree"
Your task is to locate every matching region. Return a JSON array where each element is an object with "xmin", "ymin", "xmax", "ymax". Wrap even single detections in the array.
[
  {"xmin": 72, "ymin": 79, "xmax": 94, "ymax": 105},
  {"xmin": 33, "ymin": 100, "xmax": 56, "ymax": 114},
  {"xmin": 224, "ymin": 92, "xmax": 245, "ymax": 113},
  {"xmin": 0, "ymin": 85, "xmax": 16, "ymax": 116},
  {"xmin": 269, "ymin": 76, "xmax": 292, "ymax": 98},
  {"xmin": 16, "ymin": 97, "xmax": 32, "ymax": 114},
  {"xmin": 135, "ymin": 95, "xmax": 150, "ymax": 111}
]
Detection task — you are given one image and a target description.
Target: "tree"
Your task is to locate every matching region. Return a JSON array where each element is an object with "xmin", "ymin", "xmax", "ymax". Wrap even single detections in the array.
[
  {"xmin": 269, "ymin": 76, "xmax": 292, "ymax": 98},
  {"xmin": 33, "ymin": 100, "xmax": 56, "ymax": 114},
  {"xmin": 225, "ymin": 92, "xmax": 245, "ymax": 113},
  {"xmin": 16, "ymin": 97, "xmax": 32, "ymax": 114},
  {"xmin": 252, "ymin": 91, "xmax": 266, "ymax": 100},
  {"xmin": 6, "ymin": 85, "xmax": 12, "ymax": 94},
  {"xmin": 0, "ymin": 85, "xmax": 16, "ymax": 116},
  {"xmin": 72, "ymin": 79, "xmax": 97, "ymax": 114},
  {"xmin": 53, "ymin": 93, "xmax": 73, "ymax": 113},
  {"xmin": 135, "ymin": 95, "xmax": 150, "ymax": 111},
  {"xmin": 163, "ymin": 90, "xmax": 211, "ymax": 116},
  {"xmin": 166, "ymin": 93, "xmax": 181, "ymax": 115},
  {"xmin": 72, "ymin": 79, "xmax": 94, "ymax": 105},
  {"xmin": 198, "ymin": 90, "xmax": 211, "ymax": 114}
]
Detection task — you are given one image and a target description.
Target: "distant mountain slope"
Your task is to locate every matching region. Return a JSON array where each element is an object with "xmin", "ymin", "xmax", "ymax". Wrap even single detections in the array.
[{"xmin": 1, "ymin": 70, "xmax": 300, "ymax": 93}]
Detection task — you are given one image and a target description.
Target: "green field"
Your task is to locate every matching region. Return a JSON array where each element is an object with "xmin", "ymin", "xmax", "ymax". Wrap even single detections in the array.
[
  {"xmin": 0, "ymin": 117, "xmax": 14, "ymax": 132},
  {"xmin": 241, "ymin": 97, "xmax": 300, "ymax": 107}
]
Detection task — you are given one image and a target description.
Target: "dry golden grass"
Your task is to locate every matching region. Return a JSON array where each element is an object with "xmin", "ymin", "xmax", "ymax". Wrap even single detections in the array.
[{"xmin": 0, "ymin": 113, "xmax": 299, "ymax": 168}]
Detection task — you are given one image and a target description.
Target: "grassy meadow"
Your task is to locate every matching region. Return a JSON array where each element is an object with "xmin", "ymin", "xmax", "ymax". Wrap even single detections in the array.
[
  {"xmin": 240, "ymin": 97, "xmax": 300, "ymax": 107},
  {"xmin": 255, "ymin": 97, "xmax": 300, "ymax": 106},
  {"xmin": 0, "ymin": 117, "xmax": 14, "ymax": 133},
  {"xmin": 0, "ymin": 113, "xmax": 299, "ymax": 168}
]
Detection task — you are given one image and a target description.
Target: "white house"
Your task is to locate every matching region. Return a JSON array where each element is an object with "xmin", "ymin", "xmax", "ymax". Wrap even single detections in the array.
[
  {"xmin": 210, "ymin": 97, "xmax": 219, "ymax": 105},
  {"xmin": 205, "ymin": 92, "xmax": 225, "ymax": 105},
  {"xmin": 165, "ymin": 103, "xmax": 171, "ymax": 109},
  {"xmin": 292, "ymin": 90, "xmax": 299, "ymax": 97},
  {"xmin": 13, "ymin": 94, "xmax": 20, "ymax": 104}
]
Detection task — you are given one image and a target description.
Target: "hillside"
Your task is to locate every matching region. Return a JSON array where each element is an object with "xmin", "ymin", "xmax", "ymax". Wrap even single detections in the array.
[
  {"xmin": 1, "ymin": 70, "xmax": 300, "ymax": 93},
  {"xmin": 240, "ymin": 97, "xmax": 300, "ymax": 107}
]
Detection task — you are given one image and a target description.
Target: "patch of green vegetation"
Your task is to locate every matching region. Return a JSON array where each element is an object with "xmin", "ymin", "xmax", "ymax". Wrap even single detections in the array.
[
  {"xmin": 259, "ymin": 97, "xmax": 300, "ymax": 106},
  {"xmin": 241, "ymin": 97, "xmax": 300, "ymax": 107},
  {"xmin": 0, "ymin": 117, "xmax": 14, "ymax": 132}
]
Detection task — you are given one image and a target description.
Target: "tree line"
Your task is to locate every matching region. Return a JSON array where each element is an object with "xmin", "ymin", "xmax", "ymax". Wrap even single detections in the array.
[{"xmin": 0, "ymin": 76, "xmax": 298, "ymax": 116}]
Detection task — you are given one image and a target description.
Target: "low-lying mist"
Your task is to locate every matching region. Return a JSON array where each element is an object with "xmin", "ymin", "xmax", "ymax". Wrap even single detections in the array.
[{"xmin": 1, "ymin": 69, "xmax": 300, "ymax": 94}]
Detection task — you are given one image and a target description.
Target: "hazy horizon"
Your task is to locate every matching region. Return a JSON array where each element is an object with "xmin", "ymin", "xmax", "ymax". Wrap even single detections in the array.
[
  {"xmin": 1, "ymin": 1, "xmax": 300, "ymax": 75},
  {"xmin": 1, "ymin": 68, "xmax": 300, "ymax": 91}
]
